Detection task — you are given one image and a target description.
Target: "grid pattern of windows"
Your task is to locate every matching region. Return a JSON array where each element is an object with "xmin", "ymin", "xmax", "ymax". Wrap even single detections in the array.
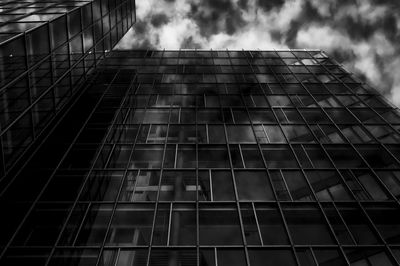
[
  {"xmin": 0, "ymin": 0, "xmax": 136, "ymax": 177},
  {"xmin": 1, "ymin": 49, "xmax": 400, "ymax": 266}
]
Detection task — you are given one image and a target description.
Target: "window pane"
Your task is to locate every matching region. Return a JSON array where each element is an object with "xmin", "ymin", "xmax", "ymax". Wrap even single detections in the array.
[
  {"xmin": 305, "ymin": 171, "xmax": 352, "ymax": 201},
  {"xmin": 226, "ymin": 125, "xmax": 256, "ymax": 143},
  {"xmin": 235, "ymin": 171, "xmax": 274, "ymax": 200},
  {"xmin": 217, "ymin": 249, "xmax": 246, "ymax": 266},
  {"xmin": 283, "ymin": 204, "xmax": 335, "ymax": 245},
  {"xmin": 198, "ymin": 145, "xmax": 230, "ymax": 168},
  {"xmin": 282, "ymin": 171, "xmax": 314, "ymax": 201},
  {"xmin": 262, "ymin": 145, "xmax": 298, "ymax": 168},
  {"xmin": 241, "ymin": 145, "xmax": 264, "ymax": 168},
  {"xmin": 249, "ymin": 249, "xmax": 297, "ymax": 266},
  {"xmin": 337, "ymin": 205, "xmax": 380, "ymax": 245},
  {"xmin": 212, "ymin": 171, "xmax": 235, "ymax": 201},
  {"xmin": 106, "ymin": 205, "xmax": 154, "ymax": 246},
  {"xmin": 149, "ymin": 249, "xmax": 197, "ymax": 266},
  {"xmin": 256, "ymin": 204, "xmax": 289, "ymax": 244},
  {"xmin": 159, "ymin": 171, "xmax": 197, "ymax": 201},
  {"xmin": 365, "ymin": 205, "xmax": 400, "ymax": 244},
  {"xmin": 199, "ymin": 204, "xmax": 242, "ymax": 245},
  {"xmin": 119, "ymin": 171, "xmax": 160, "ymax": 202},
  {"xmin": 168, "ymin": 204, "xmax": 197, "ymax": 246},
  {"xmin": 240, "ymin": 203, "xmax": 261, "ymax": 245}
]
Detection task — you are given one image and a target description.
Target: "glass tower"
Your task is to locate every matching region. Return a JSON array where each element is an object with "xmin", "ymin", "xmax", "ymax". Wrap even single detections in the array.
[
  {"xmin": 1, "ymin": 48, "xmax": 400, "ymax": 266},
  {"xmin": 0, "ymin": 0, "xmax": 136, "ymax": 177}
]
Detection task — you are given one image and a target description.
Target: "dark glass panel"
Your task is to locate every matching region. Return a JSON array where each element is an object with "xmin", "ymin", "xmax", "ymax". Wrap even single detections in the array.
[
  {"xmin": 365, "ymin": 205, "xmax": 400, "ymax": 244},
  {"xmin": 282, "ymin": 170, "xmax": 314, "ymax": 201},
  {"xmin": 159, "ymin": 171, "xmax": 197, "ymax": 201},
  {"xmin": 100, "ymin": 249, "xmax": 148, "ymax": 266},
  {"xmin": 152, "ymin": 203, "xmax": 170, "ymax": 245},
  {"xmin": 262, "ymin": 145, "xmax": 298, "ymax": 168},
  {"xmin": 13, "ymin": 203, "xmax": 71, "ymax": 246},
  {"xmin": 106, "ymin": 204, "xmax": 154, "ymax": 246},
  {"xmin": 119, "ymin": 171, "xmax": 160, "ymax": 202},
  {"xmin": 74, "ymin": 204, "xmax": 113, "ymax": 245},
  {"xmin": 256, "ymin": 204, "xmax": 290, "ymax": 244},
  {"xmin": 240, "ymin": 203, "xmax": 261, "ymax": 245},
  {"xmin": 0, "ymin": 35, "xmax": 26, "ymax": 87},
  {"xmin": 217, "ymin": 249, "xmax": 246, "ymax": 266},
  {"xmin": 198, "ymin": 145, "xmax": 230, "ymax": 168},
  {"xmin": 48, "ymin": 248, "xmax": 99, "ymax": 266},
  {"xmin": 226, "ymin": 125, "xmax": 256, "ymax": 143},
  {"xmin": 345, "ymin": 248, "xmax": 397, "ymax": 266},
  {"xmin": 336, "ymin": 204, "xmax": 380, "ymax": 245},
  {"xmin": 313, "ymin": 249, "xmax": 347, "ymax": 266},
  {"xmin": 199, "ymin": 204, "xmax": 242, "ymax": 245},
  {"xmin": 26, "ymin": 24, "xmax": 50, "ymax": 66},
  {"xmin": 235, "ymin": 171, "xmax": 274, "ymax": 200},
  {"xmin": 130, "ymin": 144, "xmax": 163, "ymax": 168},
  {"xmin": 169, "ymin": 204, "xmax": 197, "ymax": 245},
  {"xmin": 283, "ymin": 204, "xmax": 335, "ymax": 245},
  {"xmin": 305, "ymin": 170, "xmax": 352, "ymax": 201},
  {"xmin": 248, "ymin": 249, "xmax": 297, "ymax": 266},
  {"xmin": 212, "ymin": 171, "xmax": 235, "ymax": 201},
  {"xmin": 149, "ymin": 249, "xmax": 197, "ymax": 266},
  {"xmin": 1, "ymin": 248, "xmax": 50, "ymax": 266}
]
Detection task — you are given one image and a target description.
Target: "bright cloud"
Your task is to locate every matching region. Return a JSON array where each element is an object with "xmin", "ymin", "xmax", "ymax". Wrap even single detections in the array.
[{"xmin": 115, "ymin": 0, "xmax": 400, "ymax": 106}]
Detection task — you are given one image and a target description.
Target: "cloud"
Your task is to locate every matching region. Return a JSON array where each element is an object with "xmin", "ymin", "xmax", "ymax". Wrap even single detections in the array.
[{"xmin": 115, "ymin": 0, "xmax": 400, "ymax": 106}]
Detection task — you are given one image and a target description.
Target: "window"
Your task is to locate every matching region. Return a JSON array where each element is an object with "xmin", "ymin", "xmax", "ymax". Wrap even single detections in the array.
[
  {"xmin": 198, "ymin": 145, "xmax": 230, "ymax": 168},
  {"xmin": 249, "ymin": 109, "xmax": 276, "ymax": 123},
  {"xmin": 336, "ymin": 205, "xmax": 380, "ymax": 245},
  {"xmin": 253, "ymin": 125, "xmax": 286, "ymax": 143},
  {"xmin": 262, "ymin": 145, "xmax": 298, "ymax": 168},
  {"xmin": 130, "ymin": 144, "xmax": 164, "ymax": 168},
  {"xmin": 235, "ymin": 171, "xmax": 274, "ymax": 200},
  {"xmin": 159, "ymin": 171, "xmax": 197, "ymax": 201},
  {"xmin": 282, "ymin": 125, "xmax": 314, "ymax": 143},
  {"xmin": 217, "ymin": 249, "xmax": 247, "ymax": 266},
  {"xmin": 106, "ymin": 205, "xmax": 154, "ymax": 246},
  {"xmin": 249, "ymin": 249, "xmax": 297, "ymax": 266},
  {"xmin": 199, "ymin": 204, "xmax": 242, "ymax": 245},
  {"xmin": 256, "ymin": 204, "xmax": 290, "ymax": 244},
  {"xmin": 345, "ymin": 248, "xmax": 397, "ymax": 266},
  {"xmin": 240, "ymin": 203, "xmax": 261, "ymax": 245},
  {"xmin": 282, "ymin": 204, "xmax": 335, "ymax": 245},
  {"xmin": 241, "ymin": 145, "xmax": 264, "ymax": 168},
  {"xmin": 305, "ymin": 170, "xmax": 352, "ymax": 201},
  {"xmin": 322, "ymin": 203, "xmax": 355, "ymax": 245},
  {"xmin": 118, "ymin": 171, "xmax": 160, "ymax": 202},
  {"xmin": 226, "ymin": 125, "xmax": 256, "ymax": 143},
  {"xmin": 324, "ymin": 145, "xmax": 367, "ymax": 168},
  {"xmin": 211, "ymin": 171, "xmax": 236, "ymax": 201},
  {"xmin": 282, "ymin": 171, "xmax": 314, "ymax": 201},
  {"xmin": 169, "ymin": 204, "xmax": 197, "ymax": 245}
]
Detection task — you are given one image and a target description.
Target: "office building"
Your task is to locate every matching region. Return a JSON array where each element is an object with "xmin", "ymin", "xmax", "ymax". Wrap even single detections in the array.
[
  {"xmin": 1, "ymin": 48, "xmax": 400, "ymax": 265},
  {"xmin": 0, "ymin": 0, "xmax": 136, "ymax": 177}
]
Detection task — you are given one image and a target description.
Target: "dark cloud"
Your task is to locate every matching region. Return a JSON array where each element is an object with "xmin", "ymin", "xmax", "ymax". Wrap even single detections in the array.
[
  {"xmin": 189, "ymin": 0, "xmax": 246, "ymax": 36},
  {"xmin": 150, "ymin": 13, "xmax": 170, "ymax": 27},
  {"xmin": 256, "ymin": 0, "xmax": 285, "ymax": 12},
  {"xmin": 181, "ymin": 36, "xmax": 202, "ymax": 49},
  {"xmin": 116, "ymin": 0, "xmax": 400, "ymax": 105}
]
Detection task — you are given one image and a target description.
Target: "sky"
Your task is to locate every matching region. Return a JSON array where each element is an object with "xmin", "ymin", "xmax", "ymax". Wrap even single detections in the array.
[{"xmin": 115, "ymin": 0, "xmax": 400, "ymax": 106}]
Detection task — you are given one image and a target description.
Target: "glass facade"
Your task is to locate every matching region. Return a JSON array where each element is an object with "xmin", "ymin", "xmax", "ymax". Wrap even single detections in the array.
[
  {"xmin": 0, "ymin": 0, "xmax": 136, "ymax": 177},
  {"xmin": 1, "ymin": 49, "xmax": 400, "ymax": 266}
]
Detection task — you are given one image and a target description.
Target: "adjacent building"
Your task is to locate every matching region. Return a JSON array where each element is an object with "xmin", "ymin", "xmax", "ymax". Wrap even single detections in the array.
[{"xmin": 0, "ymin": 0, "xmax": 136, "ymax": 177}]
